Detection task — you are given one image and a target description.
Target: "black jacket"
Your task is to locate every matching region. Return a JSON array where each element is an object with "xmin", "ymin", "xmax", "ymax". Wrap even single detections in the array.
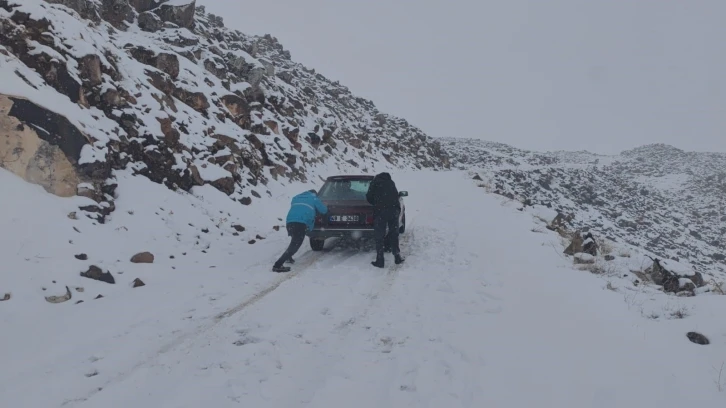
[{"xmin": 366, "ymin": 172, "xmax": 400, "ymax": 212}]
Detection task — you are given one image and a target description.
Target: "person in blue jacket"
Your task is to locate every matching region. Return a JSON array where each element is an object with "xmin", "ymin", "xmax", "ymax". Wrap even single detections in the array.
[{"xmin": 272, "ymin": 189, "xmax": 328, "ymax": 272}]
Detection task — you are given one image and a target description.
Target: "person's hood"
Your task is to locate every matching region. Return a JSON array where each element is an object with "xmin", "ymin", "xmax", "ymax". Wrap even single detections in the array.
[
  {"xmin": 377, "ymin": 172, "xmax": 392, "ymax": 181},
  {"xmin": 296, "ymin": 190, "xmax": 317, "ymax": 199}
]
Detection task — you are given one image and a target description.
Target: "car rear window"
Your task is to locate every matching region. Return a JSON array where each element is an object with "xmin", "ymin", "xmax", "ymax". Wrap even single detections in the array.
[{"xmin": 318, "ymin": 179, "xmax": 371, "ymax": 200}]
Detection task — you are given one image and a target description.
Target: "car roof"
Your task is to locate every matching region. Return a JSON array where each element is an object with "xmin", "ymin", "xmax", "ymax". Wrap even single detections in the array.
[{"xmin": 325, "ymin": 175, "xmax": 375, "ymax": 181}]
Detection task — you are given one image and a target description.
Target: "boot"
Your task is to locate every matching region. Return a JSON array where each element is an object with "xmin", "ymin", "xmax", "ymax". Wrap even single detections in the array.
[
  {"xmin": 371, "ymin": 252, "xmax": 384, "ymax": 268},
  {"xmin": 272, "ymin": 264, "xmax": 291, "ymax": 273},
  {"xmin": 394, "ymin": 253, "xmax": 405, "ymax": 265}
]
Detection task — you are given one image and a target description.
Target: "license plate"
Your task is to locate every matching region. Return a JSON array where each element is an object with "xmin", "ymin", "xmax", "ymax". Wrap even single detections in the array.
[{"xmin": 330, "ymin": 215, "xmax": 359, "ymax": 222}]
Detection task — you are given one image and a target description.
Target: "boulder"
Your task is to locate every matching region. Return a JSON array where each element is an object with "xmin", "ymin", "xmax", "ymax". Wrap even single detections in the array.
[
  {"xmin": 687, "ymin": 332, "xmax": 709, "ymax": 345},
  {"xmin": 0, "ymin": 95, "xmax": 86, "ymax": 197},
  {"xmin": 130, "ymin": 251, "xmax": 154, "ymax": 263},
  {"xmin": 153, "ymin": 0, "xmax": 196, "ymax": 29},
  {"xmin": 129, "ymin": 47, "xmax": 179, "ymax": 79},
  {"xmin": 563, "ymin": 231, "xmax": 584, "ymax": 256},
  {"xmin": 81, "ymin": 265, "xmax": 115, "ymax": 284},
  {"xmin": 220, "ymin": 94, "xmax": 249, "ymax": 118},
  {"xmin": 155, "ymin": 53, "xmax": 180, "ymax": 78},
  {"xmin": 156, "ymin": 117, "xmax": 180, "ymax": 146},
  {"xmin": 132, "ymin": 278, "xmax": 146, "ymax": 287},
  {"xmin": 138, "ymin": 11, "xmax": 163, "ymax": 32},
  {"xmin": 79, "ymin": 54, "xmax": 103, "ymax": 86},
  {"xmin": 100, "ymin": 0, "xmax": 134, "ymax": 28},
  {"xmin": 44, "ymin": 0, "xmax": 101, "ymax": 22},
  {"xmin": 210, "ymin": 175, "xmax": 235, "ymax": 195},
  {"xmin": 582, "ymin": 232, "xmax": 598, "ymax": 256},
  {"xmin": 645, "ymin": 258, "xmax": 704, "ymax": 295}
]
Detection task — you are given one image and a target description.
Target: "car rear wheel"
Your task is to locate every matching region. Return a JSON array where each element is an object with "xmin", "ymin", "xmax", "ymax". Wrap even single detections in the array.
[
  {"xmin": 399, "ymin": 214, "xmax": 406, "ymax": 234},
  {"xmin": 310, "ymin": 238, "xmax": 325, "ymax": 251}
]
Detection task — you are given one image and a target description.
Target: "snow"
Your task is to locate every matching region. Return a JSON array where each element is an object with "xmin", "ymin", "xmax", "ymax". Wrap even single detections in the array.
[
  {"xmin": 575, "ymin": 252, "xmax": 596, "ymax": 263},
  {"xmin": 193, "ymin": 160, "xmax": 231, "ymax": 182},
  {"xmin": 2, "ymin": 168, "xmax": 725, "ymax": 407},
  {"xmin": 165, "ymin": 0, "xmax": 195, "ymax": 6},
  {"xmin": 662, "ymin": 259, "xmax": 697, "ymax": 277}
]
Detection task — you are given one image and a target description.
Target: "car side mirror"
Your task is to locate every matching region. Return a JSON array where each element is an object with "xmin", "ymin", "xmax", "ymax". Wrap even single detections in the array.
[{"xmin": 399, "ymin": 191, "xmax": 408, "ymax": 197}]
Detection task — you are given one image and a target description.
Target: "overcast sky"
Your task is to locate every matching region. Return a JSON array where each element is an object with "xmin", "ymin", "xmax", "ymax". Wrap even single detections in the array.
[{"xmin": 200, "ymin": 0, "xmax": 726, "ymax": 155}]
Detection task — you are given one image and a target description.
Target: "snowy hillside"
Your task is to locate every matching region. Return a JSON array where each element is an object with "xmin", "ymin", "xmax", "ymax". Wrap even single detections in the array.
[
  {"xmin": 0, "ymin": 0, "xmax": 447, "ymax": 224},
  {"xmin": 3, "ymin": 168, "xmax": 726, "ymax": 407},
  {"xmin": 441, "ymin": 137, "xmax": 726, "ymax": 284}
]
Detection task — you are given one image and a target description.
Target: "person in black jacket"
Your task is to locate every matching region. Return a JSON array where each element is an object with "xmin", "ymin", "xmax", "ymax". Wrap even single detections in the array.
[{"xmin": 366, "ymin": 172, "xmax": 405, "ymax": 268}]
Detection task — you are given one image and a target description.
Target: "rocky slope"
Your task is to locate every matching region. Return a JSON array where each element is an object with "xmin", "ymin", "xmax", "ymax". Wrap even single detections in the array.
[
  {"xmin": 441, "ymin": 137, "xmax": 726, "ymax": 281},
  {"xmin": 0, "ymin": 0, "xmax": 448, "ymax": 224}
]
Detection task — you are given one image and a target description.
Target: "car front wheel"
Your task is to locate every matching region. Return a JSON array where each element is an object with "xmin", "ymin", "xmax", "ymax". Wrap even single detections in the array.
[
  {"xmin": 310, "ymin": 238, "xmax": 325, "ymax": 251},
  {"xmin": 399, "ymin": 214, "xmax": 406, "ymax": 234}
]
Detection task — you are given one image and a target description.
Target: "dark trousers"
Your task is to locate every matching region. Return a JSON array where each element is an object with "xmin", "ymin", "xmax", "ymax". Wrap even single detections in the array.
[
  {"xmin": 274, "ymin": 222, "xmax": 307, "ymax": 267},
  {"xmin": 374, "ymin": 208, "xmax": 400, "ymax": 256}
]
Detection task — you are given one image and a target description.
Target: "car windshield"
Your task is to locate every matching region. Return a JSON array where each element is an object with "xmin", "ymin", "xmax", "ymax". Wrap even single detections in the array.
[{"xmin": 318, "ymin": 179, "xmax": 371, "ymax": 201}]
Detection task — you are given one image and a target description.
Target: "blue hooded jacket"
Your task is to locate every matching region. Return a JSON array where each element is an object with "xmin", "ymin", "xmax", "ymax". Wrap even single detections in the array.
[{"xmin": 286, "ymin": 190, "xmax": 328, "ymax": 232}]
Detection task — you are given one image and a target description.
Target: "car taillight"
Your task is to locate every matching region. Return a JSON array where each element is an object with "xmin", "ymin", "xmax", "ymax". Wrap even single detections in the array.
[{"xmin": 366, "ymin": 214, "xmax": 374, "ymax": 224}]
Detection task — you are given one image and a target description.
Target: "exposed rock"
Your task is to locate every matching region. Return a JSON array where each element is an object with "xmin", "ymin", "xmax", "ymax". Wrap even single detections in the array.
[
  {"xmin": 45, "ymin": 286, "xmax": 72, "ymax": 303},
  {"xmin": 644, "ymin": 258, "xmax": 703, "ymax": 295},
  {"xmin": 80, "ymin": 265, "xmax": 115, "ymax": 284},
  {"xmin": 211, "ymin": 175, "xmax": 235, "ymax": 195},
  {"xmin": 156, "ymin": 117, "xmax": 180, "ymax": 146},
  {"xmin": 604, "ymin": 255, "xmax": 615, "ymax": 261},
  {"xmin": 75, "ymin": 253, "xmax": 88, "ymax": 260},
  {"xmin": 232, "ymin": 224, "xmax": 245, "ymax": 232},
  {"xmin": 564, "ymin": 232, "xmax": 584, "ymax": 256},
  {"xmin": 132, "ymin": 278, "xmax": 145, "ymax": 287},
  {"xmin": 129, "ymin": 0, "xmax": 167, "ymax": 12},
  {"xmin": 582, "ymin": 232, "xmax": 598, "ymax": 256},
  {"xmin": 153, "ymin": 0, "xmax": 195, "ymax": 29},
  {"xmin": 686, "ymin": 331, "xmax": 709, "ymax": 345},
  {"xmin": 79, "ymin": 54, "xmax": 103, "ymax": 86},
  {"xmin": 100, "ymin": 0, "xmax": 134, "ymax": 28},
  {"xmin": 155, "ymin": 53, "xmax": 179, "ymax": 79},
  {"xmin": 548, "ymin": 212, "xmax": 574, "ymax": 231},
  {"xmin": 44, "ymin": 0, "xmax": 101, "ymax": 22},
  {"xmin": 0, "ymin": 95, "xmax": 85, "ymax": 197},
  {"xmin": 128, "ymin": 47, "xmax": 179, "ymax": 79},
  {"xmin": 0, "ymin": 292, "xmax": 10, "ymax": 301},
  {"xmin": 173, "ymin": 87, "xmax": 209, "ymax": 112},
  {"xmin": 130, "ymin": 251, "xmax": 154, "ymax": 263},
  {"xmin": 137, "ymin": 11, "xmax": 162, "ymax": 32}
]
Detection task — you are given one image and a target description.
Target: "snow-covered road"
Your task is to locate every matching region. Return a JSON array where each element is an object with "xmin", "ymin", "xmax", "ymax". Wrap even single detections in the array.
[{"xmin": 2, "ymin": 170, "xmax": 723, "ymax": 407}]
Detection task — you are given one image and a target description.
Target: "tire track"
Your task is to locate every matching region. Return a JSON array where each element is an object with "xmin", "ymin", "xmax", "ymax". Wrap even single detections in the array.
[
  {"xmin": 69, "ymin": 240, "xmax": 350, "ymax": 407},
  {"xmin": 269, "ymin": 218, "xmax": 419, "ymax": 407},
  {"xmin": 332, "ymin": 214, "xmax": 417, "ymax": 332},
  {"xmin": 71, "ymin": 218, "xmax": 415, "ymax": 407}
]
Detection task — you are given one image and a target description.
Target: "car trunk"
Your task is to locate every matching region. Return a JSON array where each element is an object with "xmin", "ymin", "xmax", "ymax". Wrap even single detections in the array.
[{"xmin": 315, "ymin": 199, "xmax": 374, "ymax": 228}]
